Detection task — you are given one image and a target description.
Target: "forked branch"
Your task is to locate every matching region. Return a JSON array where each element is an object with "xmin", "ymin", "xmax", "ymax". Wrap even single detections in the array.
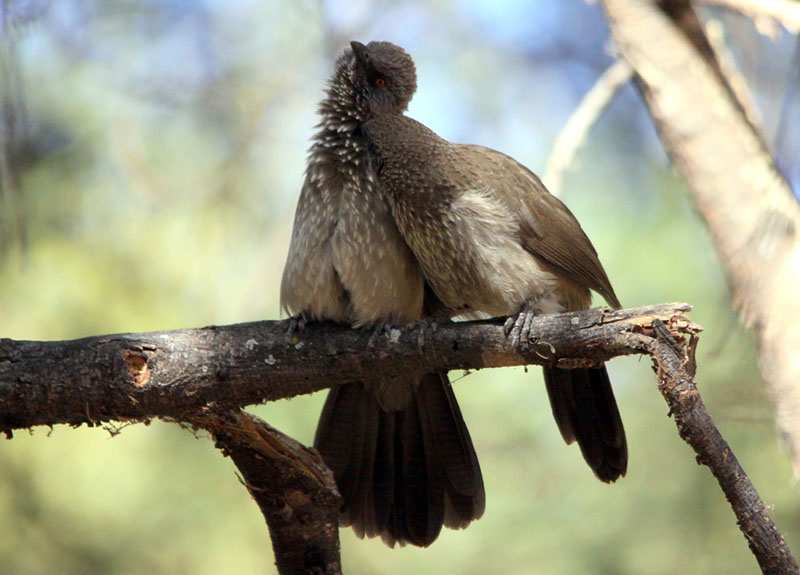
[{"xmin": 1, "ymin": 302, "xmax": 794, "ymax": 573}]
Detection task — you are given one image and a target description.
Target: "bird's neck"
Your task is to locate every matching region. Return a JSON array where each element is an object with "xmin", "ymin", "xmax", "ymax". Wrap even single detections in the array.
[
  {"xmin": 306, "ymin": 73, "xmax": 376, "ymax": 174},
  {"xmin": 315, "ymin": 59, "xmax": 368, "ymax": 135},
  {"xmin": 317, "ymin": 93, "xmax": 361, "ymax": 134}
]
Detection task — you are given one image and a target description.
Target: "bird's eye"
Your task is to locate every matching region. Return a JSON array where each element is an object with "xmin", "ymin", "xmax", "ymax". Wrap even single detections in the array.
[{"xmin": 375, "ymin": 77, "xmax": 387, "ymax": 87}]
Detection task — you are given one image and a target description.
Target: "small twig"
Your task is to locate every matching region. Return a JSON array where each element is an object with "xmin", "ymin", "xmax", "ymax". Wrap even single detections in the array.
[
  {"xmin": 647, "ymin": 320, "xmax": 799, "ymax": 575},
  {"xmin": 701, "ymin": 0, "xmax": 800, "ymax": 34},
  {"xmin": 542, "ymin": 58, "xmax": 633, "ymax": 197}
]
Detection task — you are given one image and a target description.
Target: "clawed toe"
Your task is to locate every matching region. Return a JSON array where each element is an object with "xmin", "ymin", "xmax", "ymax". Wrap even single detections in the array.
[
  {"xmin": 511, "ymin": 313, "xmax": 527, "ymax": 347},
  {"xmin": 520, "ymin": 310, "xmax": 536, "ymax": 343},
  {"xmin": 504, "ymin": 307, "xmax": 540, "ymax": 348},
  {"xmin": 412, "ymin": 315, "xmax": 445, "ymax": 350},
  {"xmin": 286, "ymin": 315, "xmax": 306, "ymax": 342},
  {"xmin": 503, "ymin": 316, "xmax": 516, "ymax": 338},
  {"xmin": 367, "ymin": 322, "xmax": 393, "ymax": 348}
]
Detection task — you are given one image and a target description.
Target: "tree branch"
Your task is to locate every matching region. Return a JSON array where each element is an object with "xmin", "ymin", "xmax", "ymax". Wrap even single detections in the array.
[
  {"xmin": 0, "ymin": 302, "xmax": 692, "ymax": 433},
  {"xmin": 646, "ymin": 321, "xmax": 799, "ymax": 575},
  {"xmin": 701, "ymin": 0, "xmax": 800, "ymax": 34},
  {"xmin": 543, "ymin": 58, "xmax": 633, "ymax": 198},
  {"xmin": 2, "ymin": 301, "xmax": 796, "ymax": 573},
  {"xmin": 188, "ymin": 409, "xmax": 342, "ymax": 575}
]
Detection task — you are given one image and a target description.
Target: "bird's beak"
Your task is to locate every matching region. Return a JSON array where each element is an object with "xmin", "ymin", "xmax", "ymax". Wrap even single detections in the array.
[{"xmin": 350, "ymin": 41, "xmax": 369, "ymax": 65}]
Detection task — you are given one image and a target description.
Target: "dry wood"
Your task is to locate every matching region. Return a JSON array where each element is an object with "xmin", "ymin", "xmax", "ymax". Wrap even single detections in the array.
[
  {"xmin": 646, "ymin": 321, "xmax": 798, "ymax": 575},
  {"xmin": 0, "ymin": 303, "xmax": 691, "ymax": 433},
  {"xmin": 188, "ymin": 410, "xmax": 342, "ymax": 575},
  {"xmin": 2, "ymin": 302, "xmax": 794, "ymax": 574}
]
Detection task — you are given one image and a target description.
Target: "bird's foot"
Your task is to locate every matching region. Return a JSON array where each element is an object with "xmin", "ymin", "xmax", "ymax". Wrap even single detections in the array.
[
  {"xmin": 285, "ymin": 315, "xmax": 307, "ymax": 343},
  {"xmin": 367, "ymin": 322, "xmax": 395, "ymax": 349},
  {"xmin": 503, "ymin": 305, "xmax": 541, "ymax": 348},
  {"xmin": 410, "ymin": 312, "xmax": 452, "ymax": 350}
]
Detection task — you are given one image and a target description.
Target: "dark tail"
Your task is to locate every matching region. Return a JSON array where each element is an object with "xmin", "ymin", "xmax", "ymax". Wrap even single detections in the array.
[
  {"xmin": 314, "ymin": 372, "xmax": 485, "ymax": 547},
  {"xmin": 543, "ymin": 364, "xmax": 627, "ymax": 482}
]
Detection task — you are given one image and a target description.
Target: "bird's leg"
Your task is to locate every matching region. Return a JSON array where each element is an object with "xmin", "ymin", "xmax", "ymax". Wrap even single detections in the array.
[
  {"xmin": 411, "ymin": 308, "xmax": 454, "ymax": 350},
  {"xmin": 503, "ymin": 302, "xmax": 541, "ymax": 348},
  {"xmin": 285, "ymin": 314, "xmax": 307, "ymax": 343}
]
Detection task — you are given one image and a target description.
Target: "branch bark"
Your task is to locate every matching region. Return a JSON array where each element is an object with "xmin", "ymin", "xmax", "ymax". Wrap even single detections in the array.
[
  {"xmin": 0, "ymin": 302, "xmax": 690, "ymax": 433},
  {"xmin": 647, "ymin": 321, "xmax": 798, "ymax": 575},
  {"xmin": 188, "ymin": 410, "xmax": 342, "ymax": 575},
  {"xmin": 601, "ymin": 0, "xmax": 800, "ymax": 475},
  {"xmin": 1, "ymin": 301, "xmax": 796, "ymax": 573}
]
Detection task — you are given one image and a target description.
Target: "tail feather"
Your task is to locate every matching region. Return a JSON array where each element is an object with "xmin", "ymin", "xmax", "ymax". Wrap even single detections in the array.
[
  {"xmin": 369, "ymin": 409, "xmax": 395, "ymax": 537},
  {"xmin": 314, "ymin": 373, "xmax": 484, "ymax": 547},
  {"xmin": 314, "ymin": 384, "xmax": 379, "ymax": 534},
  {"xmin": 543, "ymin": 364, "xmax": 627, "ymax": 482},
  {"xmin": 397, "ymin": 399, "xmax": 444, "ymax": 546},
  {"xmin": 416, "ymin": 373, "xmax": 485, "ymax": 527}
]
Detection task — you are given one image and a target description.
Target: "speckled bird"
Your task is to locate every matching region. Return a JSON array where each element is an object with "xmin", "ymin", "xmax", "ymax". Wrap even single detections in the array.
[
  {"xmin": 355, "ymin": 40, "xmax": 628, "ymax": 483},
  {"xmin": 280, "ymin": 41, "xmax": 485, "ymax": 547}
]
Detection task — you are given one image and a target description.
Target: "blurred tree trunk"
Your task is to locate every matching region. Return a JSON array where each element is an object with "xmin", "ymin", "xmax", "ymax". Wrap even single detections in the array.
[
  {"xmin": 601, "ymin": 0, "xmax": 800, "ymax": 474},
  {"xmin": 0, "ymin": 7, "xmax": 28, "ymax": 259}
]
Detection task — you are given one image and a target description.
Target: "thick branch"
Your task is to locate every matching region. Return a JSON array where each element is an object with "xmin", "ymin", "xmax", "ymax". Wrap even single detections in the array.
[
  {"xmin": 188, "ymin": 410, "xmax": 342, "ymax": 575},
  {"xmin": 3, "ymin": 301, "xmax": 795, "ymax": 573},
  {"xmin": 0, "ymin": 302, "xmax": 692, "ymax": 433}
]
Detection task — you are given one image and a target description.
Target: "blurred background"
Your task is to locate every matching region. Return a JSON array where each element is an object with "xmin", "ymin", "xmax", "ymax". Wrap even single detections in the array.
[{"xmin": 1, "ymin": 1, "xmax": 798, "ymax": 573}]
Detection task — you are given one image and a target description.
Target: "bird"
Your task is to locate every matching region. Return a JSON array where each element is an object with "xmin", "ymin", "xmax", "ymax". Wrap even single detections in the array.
[
  {"xmin": 279, "ymin": 41, "xmax": 485, "ymax": 547},
  {"xmin": 356, "ymin": 40, "xmax": 628, "ymax": 483}
]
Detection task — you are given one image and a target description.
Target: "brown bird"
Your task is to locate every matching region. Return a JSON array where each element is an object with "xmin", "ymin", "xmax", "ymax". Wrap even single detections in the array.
[
  {"xmin": 356, "ymin": 40, "xmax": 627, "ymax": 482},
  {"xmin": 280, "ymin": 42, "xmax": 484, "ymax": 547}
]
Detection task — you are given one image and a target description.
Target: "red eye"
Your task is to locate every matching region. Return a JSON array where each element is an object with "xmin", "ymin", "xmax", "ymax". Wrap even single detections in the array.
[{"xmin": 375, "ymin": 77, "xmax": 387, "ymax": 87}]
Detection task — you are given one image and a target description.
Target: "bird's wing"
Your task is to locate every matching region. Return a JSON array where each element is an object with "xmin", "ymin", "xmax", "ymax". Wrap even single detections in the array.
[{"xmin": 464, "ymin": 145, "xmax": 620, "ymax": 308}]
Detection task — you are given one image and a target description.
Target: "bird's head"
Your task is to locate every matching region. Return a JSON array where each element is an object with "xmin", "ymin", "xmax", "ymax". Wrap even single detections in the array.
[{"xmin": 348, "ymin": 41, "xmax": 417, "ymax": 118}]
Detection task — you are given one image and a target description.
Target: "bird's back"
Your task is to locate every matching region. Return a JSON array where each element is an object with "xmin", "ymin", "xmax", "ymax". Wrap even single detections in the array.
[{"xmin": 363, "ymin": 113, "xmax": 618, "ymax": 314}]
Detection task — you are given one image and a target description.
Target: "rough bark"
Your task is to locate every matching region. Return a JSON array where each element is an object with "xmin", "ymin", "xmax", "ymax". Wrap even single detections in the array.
[
  {"xmin": 0, "ymin": 302, "xmax": 691, "ymax": 433},
  {"xmin": 1, "ymin": 301, "xmax": 796, "ymax": 573},
  {"xmin": 647, "ymin": 321, "xmax": 799, "ymax": 575},
  {"xmin": 188, "ymin": 410, "xmax": 342, "ymax": 575}
]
